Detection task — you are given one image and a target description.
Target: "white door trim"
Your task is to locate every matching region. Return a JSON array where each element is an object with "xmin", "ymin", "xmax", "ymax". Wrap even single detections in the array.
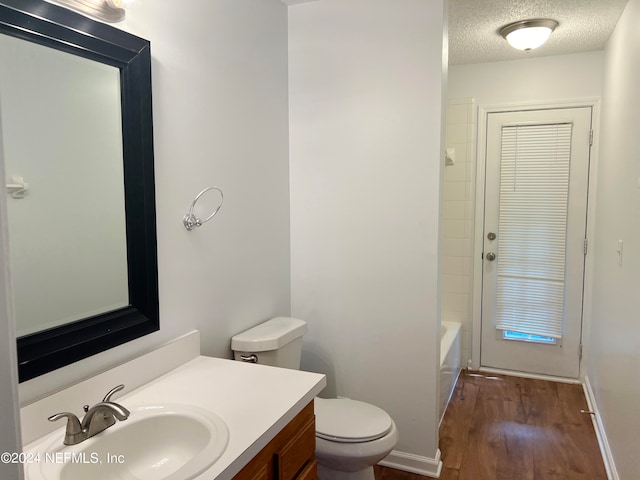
[{"xmin": 470, "ymin": 98, "xmax": 601, "ymax": 379}]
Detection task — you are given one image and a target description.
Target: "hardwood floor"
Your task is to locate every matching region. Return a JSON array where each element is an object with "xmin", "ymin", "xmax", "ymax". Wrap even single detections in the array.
[
  {"xmin": 375, "ymin": 370, "xmax": 607, "ymax": 480},
  {"xmin": 374, "ymin": 465, "xmax": 427, "ymax": 479}
]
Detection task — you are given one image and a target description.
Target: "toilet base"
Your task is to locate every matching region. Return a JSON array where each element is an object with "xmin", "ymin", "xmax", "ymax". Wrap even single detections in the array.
[{"xmin": 317, "ymin": 463, "xmax": 375, "ymax": 480}]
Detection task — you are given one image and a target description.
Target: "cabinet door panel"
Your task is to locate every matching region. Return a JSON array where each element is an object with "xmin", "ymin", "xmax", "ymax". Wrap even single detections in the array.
[
  {"xmin": 297, "ymin": 460, "xmax": 317, "ymax": 480},
  {"xmin": 251, "ymin": 464, "xmax": 269, "ymax": 480},
  {"xmin": 232, "ymin": 401, "xmax": 316, "ymax": 480},
  {"xmin": 276, "ymin": 417, "xmax": 316, "ymax": 480},
  {"xmin": 234, "ymin": 461, "xmax": 272, "ymax": 480}
]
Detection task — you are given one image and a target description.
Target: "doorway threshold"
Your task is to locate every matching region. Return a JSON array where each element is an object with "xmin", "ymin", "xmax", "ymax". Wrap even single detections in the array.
[{"xmin": 477, "ymin": 366, "xmax": 581, "ymax": 384}]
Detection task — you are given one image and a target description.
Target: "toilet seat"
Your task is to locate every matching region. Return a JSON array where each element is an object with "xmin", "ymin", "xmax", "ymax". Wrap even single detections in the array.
[{"xmin": 314, "ymin": 397, "xmax": 393, "ymax": 443}]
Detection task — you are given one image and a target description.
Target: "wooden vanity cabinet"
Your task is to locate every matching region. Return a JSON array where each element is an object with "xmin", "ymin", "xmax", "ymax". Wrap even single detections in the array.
[{"xmin": 233, "ymin": 401, "xmax": 317, "ymax": 480}]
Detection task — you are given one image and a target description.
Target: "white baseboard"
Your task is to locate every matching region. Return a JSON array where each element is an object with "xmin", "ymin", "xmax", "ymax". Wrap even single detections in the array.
[
  {"xmin": 583, "ymin": 376, "xmax": 619, "ymax": 480},
  {"xmin": 379, "ymin": 449, "xmax": 443, "ymax": 478},
  {"xmin": 478, "ymin": 367, "xmax": 581, "ymax": 384}
]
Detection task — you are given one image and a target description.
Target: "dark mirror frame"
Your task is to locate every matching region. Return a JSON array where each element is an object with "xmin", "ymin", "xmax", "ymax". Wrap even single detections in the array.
[{"xmin": 0, "ymin": 0, "xmax": 159, "ymax": 382}]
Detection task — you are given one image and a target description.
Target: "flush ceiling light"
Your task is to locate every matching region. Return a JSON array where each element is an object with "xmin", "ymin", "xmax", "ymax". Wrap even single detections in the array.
[{"xmin": 499, "ymin": 19, "xmax": 559, "ymax": 52}]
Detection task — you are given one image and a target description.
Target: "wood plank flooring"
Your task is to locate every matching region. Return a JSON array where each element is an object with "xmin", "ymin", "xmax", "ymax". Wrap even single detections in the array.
[
  {"xmin": 375, "ymin": 465, "xmax": 427, "ymax": 479},
  {"xmin": 374, "ymin": 370, "xmax": 607, "ymax": 480}
]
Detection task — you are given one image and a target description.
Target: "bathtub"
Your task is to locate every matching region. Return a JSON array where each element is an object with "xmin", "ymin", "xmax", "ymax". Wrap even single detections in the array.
[{"xmin": 439, "ymin": 321, "xmax": 461, "ymax": 424}]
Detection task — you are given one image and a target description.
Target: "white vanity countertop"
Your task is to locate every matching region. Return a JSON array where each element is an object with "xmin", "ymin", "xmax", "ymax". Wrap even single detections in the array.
[{"xmin": 24, "ymin": 355, "xmax": 326, "ymax": 480}]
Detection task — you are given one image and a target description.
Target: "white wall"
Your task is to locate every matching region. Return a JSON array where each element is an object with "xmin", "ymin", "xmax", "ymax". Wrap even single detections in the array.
[
  {"xmin": 12, "ymin": 0, "xmax": 291, "ymax": 405},
  {"xmin": 588, "ymin": 0, "xmax": 640, "ymax": 477},
  {"xmin": 0, "ymin": 103, "xmax": 24, "ymax": 479},
  {"xmin": 288, "ymin": 0, "xmax": 446, "ymax": 469},
  {"xmin": 449, "ymin": 51, "xmax": 604, "ymax": 105}
]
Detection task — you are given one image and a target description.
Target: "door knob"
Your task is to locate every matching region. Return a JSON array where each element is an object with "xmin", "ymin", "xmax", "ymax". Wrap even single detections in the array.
[{"xmin": 485, "ymin": 252, "xmax": 496, "ymax": 261}]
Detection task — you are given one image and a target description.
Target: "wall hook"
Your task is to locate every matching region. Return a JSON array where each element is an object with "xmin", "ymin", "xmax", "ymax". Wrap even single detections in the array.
[
  {"xmin": 183, "ymin": 186, "xmax": 224, "ymax": 231},
  {"xmin": 6, "ymin": 175, "xmax": 29, "ymax": 199}
]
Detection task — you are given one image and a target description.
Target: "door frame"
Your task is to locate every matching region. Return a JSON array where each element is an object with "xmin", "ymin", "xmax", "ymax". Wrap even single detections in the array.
[{"xmin": 470, "ymin": 99, "xmax": 601, "ymax": 380}]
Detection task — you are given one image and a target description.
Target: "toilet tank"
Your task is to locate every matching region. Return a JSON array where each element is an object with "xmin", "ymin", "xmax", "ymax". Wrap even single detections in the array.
[{"xmin": 231, "ymin": 317, "xmax": 307, "ymax": 369}]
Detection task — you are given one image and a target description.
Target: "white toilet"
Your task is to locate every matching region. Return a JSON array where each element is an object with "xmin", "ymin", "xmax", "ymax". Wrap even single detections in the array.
[{"xmin": 231, "ymin": 317, "xmax": 398, "ymax": 480}]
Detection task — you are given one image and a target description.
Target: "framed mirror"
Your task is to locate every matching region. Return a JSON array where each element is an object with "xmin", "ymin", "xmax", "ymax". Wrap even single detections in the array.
[{"xmin": 0, "ymin": 0, "xmax": 159, "ymax": 382}]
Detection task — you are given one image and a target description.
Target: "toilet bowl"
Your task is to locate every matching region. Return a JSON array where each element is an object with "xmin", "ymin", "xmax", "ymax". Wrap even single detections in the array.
[
  {"xmin": 231, "ymin": 317, "xmax": 399, "ymax": 480},
  {"xmin": 314, "ymin": 397, "xmax": 398, "ymax": 480}
]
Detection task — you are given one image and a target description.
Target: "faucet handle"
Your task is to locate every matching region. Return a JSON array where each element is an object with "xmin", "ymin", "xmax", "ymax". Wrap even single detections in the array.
[
  {"xmin": 102, "ymin": 384, "xmax": 125, "ymax": 402},
  {"xmin": 48, "ymin": 412, "xmax": 82, "ymax": 432},
  {"xmin": 48, "ymin": 412, "xmax": 83, "ymax": 445}
]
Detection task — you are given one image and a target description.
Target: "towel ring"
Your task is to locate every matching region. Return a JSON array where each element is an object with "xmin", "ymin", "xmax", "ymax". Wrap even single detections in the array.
[{"xmin": 183, "ymin": 186, "xmax": 224, "ymax": 231}]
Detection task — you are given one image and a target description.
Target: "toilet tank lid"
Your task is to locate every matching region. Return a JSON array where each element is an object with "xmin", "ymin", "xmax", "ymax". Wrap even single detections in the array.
[{"xmin": 231, "ymin": 317, "xmax": 308, "ymax": 352}]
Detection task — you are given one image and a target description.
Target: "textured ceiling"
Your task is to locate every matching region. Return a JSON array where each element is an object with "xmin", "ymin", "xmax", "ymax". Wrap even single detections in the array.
[{"xmin": 449, "ymin": 0, "xmax": 629, "ymax": 65}]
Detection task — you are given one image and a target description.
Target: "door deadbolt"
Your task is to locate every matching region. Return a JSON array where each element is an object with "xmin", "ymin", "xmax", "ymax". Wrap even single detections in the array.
[
  {"xmin": 487, "ymin": 232, "xmax": 496, "ymax": 241},
  {"xmin": 485, "ymin": 252, "xmax": 496, "ymax": 261}
]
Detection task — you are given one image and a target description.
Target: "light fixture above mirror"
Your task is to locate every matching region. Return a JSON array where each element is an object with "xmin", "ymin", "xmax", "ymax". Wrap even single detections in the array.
[
  {"xmin": 45, "ymin": 0, "xmax": 134, "ymax": 23},
  {"xmin": 500, "ymin": 19, "xmax": 559, "ymax": 52}
]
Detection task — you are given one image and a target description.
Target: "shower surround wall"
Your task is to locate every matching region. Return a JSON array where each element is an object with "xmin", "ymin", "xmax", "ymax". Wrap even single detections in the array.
[{"xmin": 442, "ymin": 98, "xmax": 476, "ymax": 367}]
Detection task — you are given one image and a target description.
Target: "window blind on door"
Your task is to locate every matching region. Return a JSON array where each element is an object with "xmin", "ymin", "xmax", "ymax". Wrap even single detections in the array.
[{"xmin": 495, "ymin": 123, "xmax": 572, "ymax": 340}]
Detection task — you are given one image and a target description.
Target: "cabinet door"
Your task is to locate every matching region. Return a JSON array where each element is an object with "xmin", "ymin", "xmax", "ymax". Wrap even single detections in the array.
[
  {"xmin": 235, "ymin": 461, "xmax": 272, "ymax": 480},
  {"xmin": 296, "ymin": 460, "xmax": 317, "ymax": 480},
  {"xmin": 275, "ymin": 417, "xmax": 316, "ymax": 480},
  {"xmin": 232, "ymin": 401, "xmax": 316, "ymax": 480}
]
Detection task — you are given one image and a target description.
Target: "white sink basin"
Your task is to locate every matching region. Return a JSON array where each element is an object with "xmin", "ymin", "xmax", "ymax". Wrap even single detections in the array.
[{"xmin": 25, "ymin": 404, "xmax": 229, "ymax": 480}]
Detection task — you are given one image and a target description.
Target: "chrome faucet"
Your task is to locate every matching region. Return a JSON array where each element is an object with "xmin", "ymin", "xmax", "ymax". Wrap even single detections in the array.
[{"xmin": 48, "ymin": 384, "xmax": 131, "ymax": 446}]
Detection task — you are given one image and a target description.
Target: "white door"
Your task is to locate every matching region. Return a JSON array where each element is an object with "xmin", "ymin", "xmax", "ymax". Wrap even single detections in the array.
[{"xmin": 480, "ymin": 107, "xmax": 592, "ymax": 378}]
